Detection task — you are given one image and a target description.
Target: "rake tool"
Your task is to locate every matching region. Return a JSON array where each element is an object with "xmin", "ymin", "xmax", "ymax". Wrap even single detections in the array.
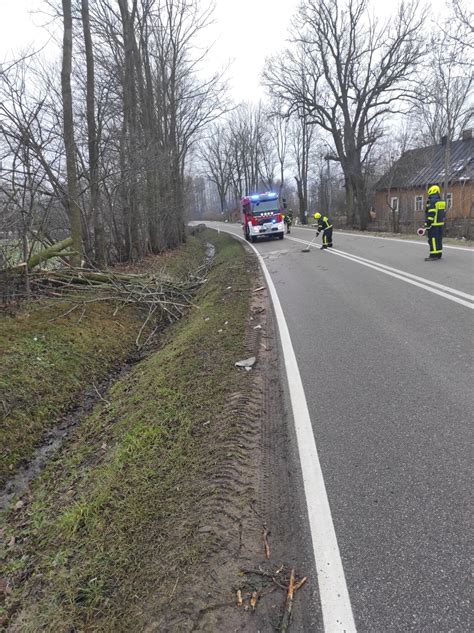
[{"xmin": 301, "ymin": 233, "xmax": 319, "ymax": 252}]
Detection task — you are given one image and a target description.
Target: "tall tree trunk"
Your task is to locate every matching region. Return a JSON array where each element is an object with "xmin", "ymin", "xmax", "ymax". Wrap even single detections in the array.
[
  {"xmin": 301, "ymin": 114, "xmax": 309, "ymax": 224},
  {"xmin": 345, "ymin": 177, "xmax": 355, "ymax": 227},
  {"xmin": 345, "ymin": 152, "xmax": 370, "ymax": 230},
  {"xmin": 81, "ymin": 0, "xmax": 105, "ymax": 266},
  {"xmin": 279, "ymin": 159, "xmax": 285, "ymax": 199},
  {"xmin": 61, "ymin": 0, "xmax": 82, "ymax": 266},
  {"xmin": 295, "ymin": 176, "xmax": 307, "ymax": 225},
  {"xmin": 118, "ymin": 0, "xmax": 141, "ymax": 260},
  {"xmin": 119, "ymin": 128, "xmax": 132, "ymax": 261},
  {"xmin": 354, "ymin": 174, "xmax": 370, "ymax": 230},
  {"xmin": 141, "ymin": 44, "xmax": 163, "ymax": 252}
]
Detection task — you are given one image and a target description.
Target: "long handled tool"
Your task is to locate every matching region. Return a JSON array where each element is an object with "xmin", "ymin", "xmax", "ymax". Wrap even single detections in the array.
[{"xmin": 301, "ymin": 233, "xmax": 319, "ymax": 252}]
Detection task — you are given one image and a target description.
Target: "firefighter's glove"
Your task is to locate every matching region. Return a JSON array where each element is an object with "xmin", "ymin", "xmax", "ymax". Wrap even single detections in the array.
[{"xmin": 316, "ymin": 232, "xmax": 320, "ymax": 237}]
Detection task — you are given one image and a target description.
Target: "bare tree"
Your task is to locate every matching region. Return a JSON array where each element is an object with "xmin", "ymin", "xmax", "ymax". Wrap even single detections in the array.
[
  {"xmin": 222, "ymin": 102, "xmax": 280, "ymax": 209},
  {"xmin": 0, "ymin": 59, "xmax": 69, "ymax": 240},
  {"xmin": 1, "ymin": 0, "xmax": 225, "ymax": 272},
  {"xmin": 414, "ymin": 32, "xmax": 473, "ymax": 143},
  {"xmin": 447, "ymin": 0, "xmax": 473, "ymax": 49},
  {"xmin": 61, "ymin": 0, "xmax": 83, "ymax": 265},
  {"xmin": 264, "ymin": 0, "xmax": 426, "ymax": 229},
  {"xmin": 81, "ymin": 0, "xmax": 105, "ymax": 264},
  {"xmin": 413, "ymin": 23, "xmax": 473, "ymax": 195},
  {"xmin": 268, "ymin": 102, "xmax": 290, "ymax": 199},
  {"xmin": 199, "ymin": 125, "xmax": 233, "ymax": 217},
  {"xmin": 0, "ymin": 121, "xmax": 55, "ymax": 292},
  {"xmin": 290, "ymin": 109, "xmax": 315, "ymax": 224}
]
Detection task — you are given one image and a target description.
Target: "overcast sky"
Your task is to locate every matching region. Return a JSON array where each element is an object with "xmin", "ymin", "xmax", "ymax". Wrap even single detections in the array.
[
  {"xmin": 1, "ymin": 1, "xmax": 54, "ymax": 57},
  {"xmin": 210, "ymin": 0, "xmax": 301, "ymax": 100},
  {"xmin": 0, "ymin": 0, "xmax": 452, "ymax": 102}
]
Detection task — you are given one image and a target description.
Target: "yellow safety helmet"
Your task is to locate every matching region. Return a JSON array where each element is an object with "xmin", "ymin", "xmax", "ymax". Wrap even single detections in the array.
[
  {"xmin": 314, "ymin": 212, "xmax": 321, "ymax": 219},
  {"xmin": 427, "ymin": 185, "xmax": 440, "ymax": 196}
]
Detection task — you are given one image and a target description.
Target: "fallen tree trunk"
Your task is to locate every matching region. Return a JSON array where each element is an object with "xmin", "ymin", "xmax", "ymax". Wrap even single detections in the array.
[
  {"xmin": 26, "ymin": 237, "xmax": 74, "ymax": 270},
  {"xmin": 1, "ymin": 237, "xmax": 74, "ymax": 273}
]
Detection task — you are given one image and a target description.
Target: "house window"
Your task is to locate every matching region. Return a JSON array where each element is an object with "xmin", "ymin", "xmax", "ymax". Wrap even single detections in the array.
[
  {"xmin": 446, "ymin": 192, "xmax": 453, "ymax": 209},
  {"xmin": 415, "ymin": 195, "xmax": 424, "ymax": 211},
  {"xmin": 391, "ymin": 197, "xmax": 399, "ymax": 212}
]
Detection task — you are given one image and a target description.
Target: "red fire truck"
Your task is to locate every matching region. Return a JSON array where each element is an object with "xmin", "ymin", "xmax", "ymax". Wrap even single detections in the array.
[{"xmin": 241, "ymin": 192, "xmax": 285, "ymax": 242}]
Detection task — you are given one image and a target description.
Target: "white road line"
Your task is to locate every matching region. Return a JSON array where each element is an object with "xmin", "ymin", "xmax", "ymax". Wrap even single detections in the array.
[
  {"xmin": 287, "ymin": 236, "xmax": 474, "ymax": 310},
  {"xmin": 210, "ymin": 226, "xmax": 357, "ymax": 632},
  {"xmin": 293, "ymin": 227, "xmax": 473, "ymax": 252},
  {"xmin": 289, "ymin": 236, "xmax": 474, "ymax": 300},
  {"xmin": 331, "ymin": 250, "xmax": 474, "ymax": 301}
]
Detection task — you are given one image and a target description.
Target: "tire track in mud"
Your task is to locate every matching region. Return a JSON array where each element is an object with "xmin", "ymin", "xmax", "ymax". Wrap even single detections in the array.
[{"xmin": 149, "ymin": 253, "xmax": 311, "ymax": 633}]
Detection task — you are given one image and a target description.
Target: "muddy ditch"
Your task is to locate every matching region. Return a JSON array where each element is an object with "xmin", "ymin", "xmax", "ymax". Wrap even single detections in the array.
[
  {"xmin": 0, "ymin": 351, "xmax": 146, "ymax": 512},
  {"xmin": 0, "ymin": 239, "xmax": 216, "ymax": 512}
]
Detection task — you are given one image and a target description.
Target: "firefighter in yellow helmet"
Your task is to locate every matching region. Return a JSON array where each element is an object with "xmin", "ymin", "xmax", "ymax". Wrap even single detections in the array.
[
  {"xmin": 424, "ymin": 185, "xmax": 446, "ymax": 261},
  {"xmin": 313, "ymin": 212, "xmax": 333, "ymax": 249}
]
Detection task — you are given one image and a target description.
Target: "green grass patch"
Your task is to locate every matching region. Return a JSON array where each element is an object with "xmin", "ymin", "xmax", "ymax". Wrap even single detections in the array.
[
  {"xmin": 0, "ymin": 301, "xmax": 142, "ymax": 485},
  {"xmin": 2, "ymin": 230, "xmax": 254, "ymax": 631},
  {"xmin": 0, "ymin": 236, "xmax": 207, "ymax": 485}
]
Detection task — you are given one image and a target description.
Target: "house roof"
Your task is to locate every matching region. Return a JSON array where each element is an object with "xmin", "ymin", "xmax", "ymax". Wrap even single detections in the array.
[{"xmin": 376, "ymin": 137, "xmax": 474, "ymax": 191}]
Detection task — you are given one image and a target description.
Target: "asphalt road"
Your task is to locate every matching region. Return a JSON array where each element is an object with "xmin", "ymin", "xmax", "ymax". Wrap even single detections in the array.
[{"xmin": 203, "ymin": 222, "xmax": 473, "ymax": 633}]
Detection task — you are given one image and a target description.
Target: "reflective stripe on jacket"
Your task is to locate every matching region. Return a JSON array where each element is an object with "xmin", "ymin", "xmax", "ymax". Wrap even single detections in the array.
[
  {"xmin": 425, "ymin": 194, "xmax": 446, "ymax": 228},
  {"xmin": 318, "ymin": 216, "xmax": 333, "ymax": 231}
]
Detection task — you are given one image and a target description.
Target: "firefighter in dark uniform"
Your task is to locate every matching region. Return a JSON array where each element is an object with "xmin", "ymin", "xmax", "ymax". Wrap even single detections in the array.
[
  {"xmin": 283, "ymin": 208, "xmax": 293, "ymax": 233},
  {"xmin": 314, "ymin": 212, "xmax": 333, "ymax": 249},
  {"xmin": 424, "ymin": 185, "xmax": 446, "ymax": 261}
]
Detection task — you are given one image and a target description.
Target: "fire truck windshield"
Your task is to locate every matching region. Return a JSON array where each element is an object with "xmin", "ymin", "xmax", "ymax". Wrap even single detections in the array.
[{"xmin": 251, "ymin": 200, "xmax": 279, "ymax": 215}]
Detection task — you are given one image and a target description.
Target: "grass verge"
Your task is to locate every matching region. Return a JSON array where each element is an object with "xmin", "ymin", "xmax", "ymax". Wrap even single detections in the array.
[
  {"xmin": 2, "ymin": 230, "xmax": 254, "ymax": 631},
  {"xmin": 0, "ymin": 236, "xmax": 207, "ymax": 485}
]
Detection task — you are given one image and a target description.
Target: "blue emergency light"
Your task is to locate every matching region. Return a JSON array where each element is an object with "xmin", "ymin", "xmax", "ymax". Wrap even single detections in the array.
[{"xmin": 249, "ymin": 192, "xmax": 278, "ymax": 201}]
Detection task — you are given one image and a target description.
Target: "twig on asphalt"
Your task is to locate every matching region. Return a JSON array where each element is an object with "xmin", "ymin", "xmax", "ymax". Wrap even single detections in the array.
[
  {"xmin": 236, "ymin": 589, "xmax": 243, "ymax": 607},
  {"xmin": 262, "ymin": 524, "xmax": 271, "ymax": 560}
]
